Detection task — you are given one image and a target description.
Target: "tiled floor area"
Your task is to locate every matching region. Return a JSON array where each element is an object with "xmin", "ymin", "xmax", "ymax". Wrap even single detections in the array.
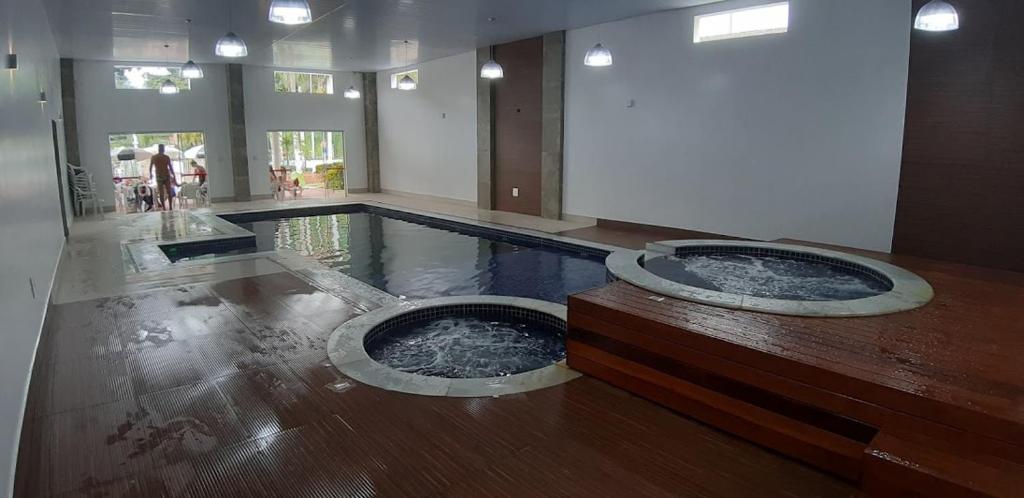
[{"xmin": 17, "ymin": 196, "xmax": 862, "ymax": 497}]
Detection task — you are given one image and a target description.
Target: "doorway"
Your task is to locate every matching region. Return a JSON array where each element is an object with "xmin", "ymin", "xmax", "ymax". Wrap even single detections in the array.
[
  {"xmin": 108, "ymin": 131, "xmax": 207, "ymax": 212},
  {"xmin": 51, "ymin": 120, "xmax": 69, "ymax": 237},
  {"xmin": 266, "ymin": 130, "xmax": 347, "ymax": 199}
]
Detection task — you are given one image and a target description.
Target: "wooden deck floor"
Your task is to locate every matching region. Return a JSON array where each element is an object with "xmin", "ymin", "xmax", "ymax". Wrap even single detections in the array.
[
  {"xmin": 567, "ymin": 247, "xmax": 1024, "ymax": 495},
  {"xmin": 15, "ymin": 272, "xmax": 860, "ymax": 498}
]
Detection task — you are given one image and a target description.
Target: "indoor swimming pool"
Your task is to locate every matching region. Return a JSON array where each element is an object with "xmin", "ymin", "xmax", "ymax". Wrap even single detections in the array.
[{"xmin": 211, "ymin": 206, "xmax": 610, "ymax": 304}]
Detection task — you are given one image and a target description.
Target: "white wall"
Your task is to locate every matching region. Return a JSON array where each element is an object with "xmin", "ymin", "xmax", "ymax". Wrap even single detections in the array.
[
  {"xmin": 377, "ymin": 51, "xmax": 477, "ymax": 202},
  {"xmin": 74, "ymin": 60, "xmax": 234, "ymax": 204},
  {"xmin": 564, "ymin": 0, "xmax": 910, "ymax": 251},
  {"xmin": 0, "ymin": 0, "xmax": 66, "ymax": 493},
  {"xmin": 243, "ymin": 66, "xmax": 367, "ymax": 196}
]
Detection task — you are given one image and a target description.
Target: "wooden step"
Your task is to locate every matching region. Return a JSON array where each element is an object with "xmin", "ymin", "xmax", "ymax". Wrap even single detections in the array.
[{"xmin": 863, "ymin": 432, "xmax": 1024, "ymax": 498}]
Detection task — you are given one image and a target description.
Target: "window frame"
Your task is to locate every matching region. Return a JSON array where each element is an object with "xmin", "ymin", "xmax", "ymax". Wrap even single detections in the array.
[
  {"xmin": 389, "ymin": 69, "xmax": 419, "ymax": 89},
  {"xmin": 113, "ymin": 65, "xmax": 192, "ymax": 91},
  {"xmin": 693, "ymin": 1, "xmax": 790, "ymax": 44},
  {"xmin": 273, "ymin": 70, "xmax": 336, "ymax": 95}
]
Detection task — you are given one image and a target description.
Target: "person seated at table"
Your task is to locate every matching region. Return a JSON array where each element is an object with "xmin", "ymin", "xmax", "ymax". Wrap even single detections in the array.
[
  {"xmin": 135, "ymin": 184, "xmax": 154, "ymax": 212},
  {"xmin": 190, "ymin": 160, "xmax": 207, "ymax": 185}
]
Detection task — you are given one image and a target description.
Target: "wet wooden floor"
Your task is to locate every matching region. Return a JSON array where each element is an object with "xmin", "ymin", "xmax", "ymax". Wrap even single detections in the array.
[{"xmin": 15, "ymin": 271, "xmax": 859, "ymax": 497}]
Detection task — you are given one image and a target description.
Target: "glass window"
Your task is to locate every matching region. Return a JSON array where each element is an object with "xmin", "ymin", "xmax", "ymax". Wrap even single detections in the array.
[
  {"xmin": 273, "ymin": 70, "xmax": 335, "ymax": 94},
  {"xmin": 694, "ymin": 2, "xmax": 789, "ymax": 43},
  {"xmin": 113, "ymin": 66, "xmax": 191, "ymax": 91},
  {"xmin": 389, "ymin": 69, "xmax": 419, "ymax": 89}
]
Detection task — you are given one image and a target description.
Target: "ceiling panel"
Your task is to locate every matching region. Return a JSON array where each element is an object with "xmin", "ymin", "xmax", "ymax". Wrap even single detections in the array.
[{"xmin": 42, "ymin": 0, "xmax": 724, "ymax": 71}]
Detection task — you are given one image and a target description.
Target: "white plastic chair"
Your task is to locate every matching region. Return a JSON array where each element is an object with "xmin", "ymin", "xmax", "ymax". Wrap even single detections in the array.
[
  {"xmin": 67, "ymin": 163, "xmax": 104, "ymax": 219},
  {"xmin": 178, "ymin": 183, "xmax": 199, "ymax": 209}
]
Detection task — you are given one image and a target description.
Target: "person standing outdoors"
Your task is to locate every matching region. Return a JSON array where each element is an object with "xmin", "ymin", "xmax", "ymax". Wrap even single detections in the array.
[
  {"xmin": 190, "ymin": 160, "xmax": 207, "ymax": 185},
  {"xmin": 149, "ymin": 144, "xmax": 177, "ymax": 210}
]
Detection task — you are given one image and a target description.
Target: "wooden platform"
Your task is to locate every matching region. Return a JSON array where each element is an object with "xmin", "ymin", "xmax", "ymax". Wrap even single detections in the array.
[{"xmin": 567, "ymin": 251, "xmax": 1024, "ymax": 497}]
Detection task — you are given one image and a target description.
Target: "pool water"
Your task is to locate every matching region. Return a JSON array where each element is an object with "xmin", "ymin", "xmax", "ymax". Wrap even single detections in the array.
[
  {"xmin": 644, "ymin": 252, "xmax": 890, "ymax": 301},
  {"xmin": 235, "ymin": 210, "xmax": 609, "ymax": 303},
  {"xmin": 365, "ymin": 315, "xmax": 565, "ymax": 378}
]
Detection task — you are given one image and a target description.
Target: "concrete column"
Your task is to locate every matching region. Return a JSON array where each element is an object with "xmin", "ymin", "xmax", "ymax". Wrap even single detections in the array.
[
  {"xmin": 540, "ymin": 31, "xmax": 566, "ymax": 220},
  {"xmin": 361, "ymin": 72, "xmax": 381, "ymax": 193},
  {"xmin": 60, "ymin": 59, "xmax": 82, "ymax": 215},
  {"xmin": 476, "ymin": 47, "xmax": 495, "ymax": 210},
  {"xmin": 226, "ymin": 64, "xmax": 251, "ymax": 201}
]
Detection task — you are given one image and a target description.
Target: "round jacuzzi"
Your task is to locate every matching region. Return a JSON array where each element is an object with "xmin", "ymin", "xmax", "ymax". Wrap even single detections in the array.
[
  {"xmin": 607, "ymin": 240, "xmax": 933, "ymax": 317},
  {"xmin": 327, "ymin": 296, "xmax": 580, "ymax": 397}
]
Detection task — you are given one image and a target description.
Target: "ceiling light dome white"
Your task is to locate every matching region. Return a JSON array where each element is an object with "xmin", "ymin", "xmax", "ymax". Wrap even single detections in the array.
[
  {"xmin": 914, "ymin": 0, "xmax": 959, "ymax": 32},
  {"xmin": 215, "ymin": 32, "xmax": 248, "ymax": 57},
  {"xmin": 269, "ymin": 0, "xmax": 313, "ymax": 25},
  {"xmin": 480, "ymin": 59, "xmax": 504, "ymax": 79},
  {"xmin": 159, "ymin": 79, "xmax": 179, "ymax": 95},
  {"xmin": 584, "ymin": 43, "xmax": 612, "ymax": 67},
  {"xmin": 344, "ymin": 86, "xmax": 361, "ymax": 99},
  {"xmin": 181, "ymin": 60, "xmax": 203, "ymax": 79},
  {"xmin": 397, "ymin": 74, "xmax": 417, "ymax": 91}
]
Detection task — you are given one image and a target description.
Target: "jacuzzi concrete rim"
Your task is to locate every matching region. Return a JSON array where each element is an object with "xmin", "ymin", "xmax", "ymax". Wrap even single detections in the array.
[
  {"xmin": 606, "ymin": 240, "xmax": 934, "ymax": 318},
  {"xmin": 327, "ymin": 296, "xmax": 581, "ymax": 397}
]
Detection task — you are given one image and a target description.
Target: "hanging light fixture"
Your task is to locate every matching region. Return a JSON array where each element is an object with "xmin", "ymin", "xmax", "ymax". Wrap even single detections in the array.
[
  {"xmin": 215, "ymin": 32, "xmax": 247, "ymax": 57},
  {"xmin": 215, "ymin": 4, "xmax": 248, "ymax": 57},
  {"xmin": 344, "ymin": 86, "xmax": 361, "ymax": 99},
  {"xmin": 479, "ymin": 45, "xmax": 503, "ymax": 80},
  {"xmin": 159, "ymin": 44, "xmax": 179, "ymax": 95},
  {"xmin": 479, "ymin": 18, "xmax": 503, "ymax": 80},
  {"xmin": 181, "ymin": 19, "xmax": 204, "ymax": 78},
  {"xmin": 584, "ymin": 43, "xmax": 613, "ymax": 67},
  {"xmin": 269, "ymin": 0, "xmax": 312, "ymax": 25},
  {"xmin": 159, "ymin": 79, "xmax": 179, "ymax": 95},
  {"xmin": 397, "ymin": 41, "xmax": 417, "ymax": 90},
  {"xmin": 914, "ymin": 0, "xmax": 959, "ymax": 32}
]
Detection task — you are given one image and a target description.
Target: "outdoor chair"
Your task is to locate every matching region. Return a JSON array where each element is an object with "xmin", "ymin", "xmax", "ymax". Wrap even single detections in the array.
[{"xmin": 66, "ymin": 163, "xmax": 105, "ymax": 219}]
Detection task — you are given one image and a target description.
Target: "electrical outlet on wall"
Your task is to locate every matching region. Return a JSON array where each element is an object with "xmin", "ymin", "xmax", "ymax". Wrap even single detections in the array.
[{"xmin": 512, "ymin": 187, "xmax": 519, "ymax": 198}]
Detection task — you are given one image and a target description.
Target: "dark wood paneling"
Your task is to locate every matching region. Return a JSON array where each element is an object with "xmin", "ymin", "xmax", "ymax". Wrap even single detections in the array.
[
  {"xmin": 894, "ymin": 0, "xmax": 1024, "ymax": 272},
  {"xmin": 494, "ymin": 37, "xmax": 543, "ymax": 216}
]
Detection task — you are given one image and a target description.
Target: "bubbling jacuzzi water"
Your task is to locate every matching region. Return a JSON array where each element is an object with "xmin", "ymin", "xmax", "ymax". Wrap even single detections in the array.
[
  {"xmin": 644, "ymin": 252, "xmax": 892, "ymax": 301},
  {"xmin": 365, "ymin": 315, "xmax": 566, "ymax": 379}
]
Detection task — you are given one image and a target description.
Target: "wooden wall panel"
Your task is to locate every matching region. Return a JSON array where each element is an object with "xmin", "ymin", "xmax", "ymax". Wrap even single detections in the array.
[
  {"xmin": 893, "ymin": 0, "xmax": 1024, "ymax": 272},
  {"xmin": 493, "ymin": 37, "xmax": 543, "ymax": 216}
]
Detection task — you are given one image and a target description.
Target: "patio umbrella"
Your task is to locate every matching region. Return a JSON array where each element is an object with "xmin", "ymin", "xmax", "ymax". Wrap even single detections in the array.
[
  {"xmin": 113, "ymin": 147, "xmax": 153, "ymax": 162},
  {"xmin": 184, "ymin": 144, "xmax": 205, "ymax": 159}
]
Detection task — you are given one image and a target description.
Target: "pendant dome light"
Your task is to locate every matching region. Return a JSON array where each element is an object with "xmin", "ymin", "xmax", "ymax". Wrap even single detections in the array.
[
  {"xmin": 215, "ymin": 5, "xmax": 248, "ymax": 57},
  {"xmin": 914, "ymin": 0, "xmax": 959, "ymax": 32},
  {"xmin": 181, "ymin": 19, "xmax": 204, "ymax": 79},
  {"xmin": 269, "ymin": 0, "xmax": 313, "ymax": 25},
  {"xmin": 479, "ymin": 55, "xmax": 503, "ymax": 79},
  {"xmin": 479, "ymin": 18, "xmax": 504, "ymax": 80},
  {"xmin": 159, "ymin": 44, "xmax": 179, "ymax": 95},
  {"xmin": 397, "ymin": 41, "xmax": 417, "ymax": 91},
  {"xmin": 344, "ymin": 86, "xmax": 361, "ymax": 99},
  {"xmin": 584, "ymin": 43, "xmax": 613, "ymax": 67}
]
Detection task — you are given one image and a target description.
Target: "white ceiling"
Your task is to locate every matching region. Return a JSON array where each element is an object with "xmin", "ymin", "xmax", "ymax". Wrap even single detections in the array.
[{"xmin": 42, "ymin": 0, "xmax": 724, "ymax": 71}]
